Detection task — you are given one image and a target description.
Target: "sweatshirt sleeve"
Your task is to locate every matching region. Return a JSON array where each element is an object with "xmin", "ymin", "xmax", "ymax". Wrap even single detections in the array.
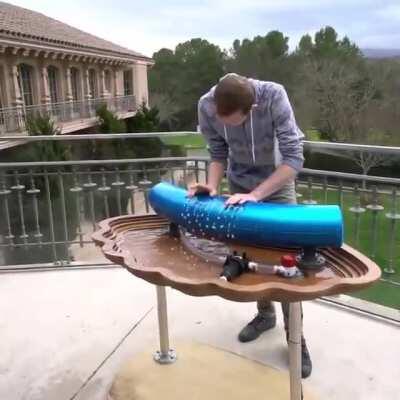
[
  {"xmin": 198, "ymin": 100, "xmax": 228, "ymax": 164},
  {"xmin": 270, "ymin": 85, "xmax": 304, "ymax": 172}
]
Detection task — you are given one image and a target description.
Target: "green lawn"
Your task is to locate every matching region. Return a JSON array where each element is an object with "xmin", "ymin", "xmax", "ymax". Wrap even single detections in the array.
[
  {"xmin": 161, "ymin": 134, "xmax": 206, "ymax": 149},
  {"xmin": 296, "ymin": 185, "xmax": 400, "ymax": 309},
  {"xmin": 220, "ymin": 180, "xmax": 399, "ymax": 309}
]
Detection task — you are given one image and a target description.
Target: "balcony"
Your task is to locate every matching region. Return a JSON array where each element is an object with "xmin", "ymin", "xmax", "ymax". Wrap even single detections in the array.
[
  {"xmin": 0, "ymin": 95, "xmax": 136, "ymax": 149},
  {"xmin": 0, "ymin": 133, "xmax": 399, "ymax": 400}
]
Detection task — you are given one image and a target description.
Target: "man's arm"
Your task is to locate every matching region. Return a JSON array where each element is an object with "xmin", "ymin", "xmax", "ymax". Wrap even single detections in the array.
[
  {"xmin": 188, "ymin": 101, "xmax": 228, "ymax": 197},
  {"xmin": 226, "ymin": 85, "xmax": 304, "ymax": 205}
]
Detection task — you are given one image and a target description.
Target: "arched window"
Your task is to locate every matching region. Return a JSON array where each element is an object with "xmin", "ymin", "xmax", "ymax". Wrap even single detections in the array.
[
  {"xmin": 47, "ymin": 66, "xmax": 60, "ymax": 103},
  {"xmin": 18, "ymin": 64, "xmax": 34, "ymax": 106},
  {"xmin": 123, "ymin": 69, "xmax": 133, "ymax": 96},
  {"xmin": 88, "ymin": 69, "xmax": 98, "ymax": 98},
  {"xmin": 70, "ymin": 67, "xmax": 81, "ymax": 101},
  {"xmin": 104, "ymin": 70, "xmax": 111, "ymax": 93}
]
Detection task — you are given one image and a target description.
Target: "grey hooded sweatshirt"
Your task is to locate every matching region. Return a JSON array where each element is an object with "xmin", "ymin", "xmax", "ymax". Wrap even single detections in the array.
[{"xmin": 198, "ymin": 75, "xmax": 304, "ymax": 200}]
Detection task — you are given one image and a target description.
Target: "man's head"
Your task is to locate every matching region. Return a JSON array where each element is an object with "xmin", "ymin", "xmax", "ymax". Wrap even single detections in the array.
[{"xmin": 214, "ymin": 74, "xmax": 255, "ymax": 126}]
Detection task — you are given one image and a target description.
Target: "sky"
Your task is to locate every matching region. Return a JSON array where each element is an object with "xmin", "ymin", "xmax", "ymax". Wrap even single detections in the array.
[{"xmin": 8, "ymin": 0, "xmax": 400, "ymax": 58}]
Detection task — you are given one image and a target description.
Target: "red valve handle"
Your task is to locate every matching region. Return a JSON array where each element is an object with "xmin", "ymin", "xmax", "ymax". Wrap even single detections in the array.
[{"xmin": 280, "ymin": 254, "xmax": 297, "ymax": 268}]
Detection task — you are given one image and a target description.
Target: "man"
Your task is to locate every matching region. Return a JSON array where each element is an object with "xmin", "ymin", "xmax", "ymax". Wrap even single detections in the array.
[{"xmin": 188, "ymin": 73, "xmax": 312, "ymax": 378}]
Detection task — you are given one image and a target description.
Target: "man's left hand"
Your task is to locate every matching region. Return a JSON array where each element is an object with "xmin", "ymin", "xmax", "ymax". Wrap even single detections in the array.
[{"xmin": 225, "ymin": 193, "xmax": 259, "ymax": 205}]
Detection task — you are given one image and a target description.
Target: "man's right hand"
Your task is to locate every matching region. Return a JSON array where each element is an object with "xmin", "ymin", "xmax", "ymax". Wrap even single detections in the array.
[{"xmin": 187, "ymin": 183, "xmax": 217, "ymax": 197}]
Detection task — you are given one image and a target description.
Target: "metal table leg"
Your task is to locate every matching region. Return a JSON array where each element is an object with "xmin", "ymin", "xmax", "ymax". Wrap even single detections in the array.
[
  {"xmin": 288, "ymin": 302, "xmax": 302, "ymax": 400},
  {"xmin": 154, "ymin": 285, "xmax": 177, "ymax": 364}
]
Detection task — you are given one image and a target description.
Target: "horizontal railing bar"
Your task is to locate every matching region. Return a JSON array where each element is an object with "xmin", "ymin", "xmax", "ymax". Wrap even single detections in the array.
[
  {"xmin": 301, "ymin": 168, "xmax": 400, "ymax": 185},
  {"xmin": 0, "ymin": 131, "xmax": 197, "ymax": 141},
  {"xmin": 0, "ymin": 156, "xmax": 207, "ymax": 167},
  {"xmin": 1, "ymin": 131, "xmax": 399, "ymax": 155},
  {"xmin": 0, "ymin": 157, "xmax": 398, "ymax": 185},
  {"xmin": 0, "ymin": 239, "xmax": 97, "ymax": 248},
  {"xmin": 0, "ymin": 262, "xmax": 118, "ymax": 273},
  {"xmin": 303, "ymin": 140, "xmax": 400, "ymax": 155}
]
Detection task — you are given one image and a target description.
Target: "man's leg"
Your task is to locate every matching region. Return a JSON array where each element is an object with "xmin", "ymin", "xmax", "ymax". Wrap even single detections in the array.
[
  {"xmin": 268, "ymin": 186, "xmax": 312, "ymax": 378},
  {"xmin": 230, "ymin": 180, "xmax": 312, "ymax": 377},
  {"xmin": 238, "ymin": 298, "xmax": 277, "ymax": 343},
  {"xmin": 229, "ymin": 180, "xmax": 279, "ymax": 342}
]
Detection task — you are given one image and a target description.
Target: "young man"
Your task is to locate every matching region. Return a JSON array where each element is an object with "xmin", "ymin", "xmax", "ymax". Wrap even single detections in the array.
[{"xmin": 188, "ymin": 73, "xmax": 312, "ymax": 378}]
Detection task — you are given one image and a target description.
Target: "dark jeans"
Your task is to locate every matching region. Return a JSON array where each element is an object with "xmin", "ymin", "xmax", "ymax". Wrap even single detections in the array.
[{"xmin": 228, "ymin": 180, "xmax": 304, "ymax": 341}]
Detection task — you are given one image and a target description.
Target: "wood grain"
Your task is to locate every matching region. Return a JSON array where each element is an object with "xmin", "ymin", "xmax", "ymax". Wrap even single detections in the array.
[{"xmin": 92, "ymin": 214, "xmax": 381, "ymax": 302}]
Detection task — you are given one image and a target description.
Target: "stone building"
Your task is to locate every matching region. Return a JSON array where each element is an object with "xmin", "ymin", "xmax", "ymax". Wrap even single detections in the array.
[{"xmin": 0, "ymin": 1, "xmax": 153, "ymax": 144}]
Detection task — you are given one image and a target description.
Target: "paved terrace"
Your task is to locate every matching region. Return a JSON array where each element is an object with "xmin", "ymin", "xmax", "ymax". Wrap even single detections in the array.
[{"xmin": 1, "ymin": 266, "xmax": 399, "ymax": 400}]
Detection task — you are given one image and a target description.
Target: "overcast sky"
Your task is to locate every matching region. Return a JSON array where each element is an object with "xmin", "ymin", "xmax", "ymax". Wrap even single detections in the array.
[{"xmin": 9, "ymin": 0, "xmax": 400, "ymax": 57}]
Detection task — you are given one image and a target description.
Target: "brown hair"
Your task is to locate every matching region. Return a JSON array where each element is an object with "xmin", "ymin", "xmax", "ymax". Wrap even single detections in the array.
[{"xmin": 214, "ymin": 74, "xmax": 255, "ymax": 116}]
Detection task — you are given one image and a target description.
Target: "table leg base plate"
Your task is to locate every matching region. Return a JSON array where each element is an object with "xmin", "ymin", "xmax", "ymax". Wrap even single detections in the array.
[{"xmin": 107, "ymin": 342, "xmax": 317, "ymax": 400}]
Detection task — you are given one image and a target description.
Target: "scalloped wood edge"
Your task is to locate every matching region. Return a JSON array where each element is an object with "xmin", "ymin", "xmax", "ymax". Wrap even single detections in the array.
[{"xmin": 92, "ymin": 214, "xmax": 382, "ymax": 302}]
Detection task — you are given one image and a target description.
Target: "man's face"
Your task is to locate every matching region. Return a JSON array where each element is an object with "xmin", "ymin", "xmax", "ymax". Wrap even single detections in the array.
[{"xmin": 217, "ymin": 110, "xmax": 248, "ymax": 126}]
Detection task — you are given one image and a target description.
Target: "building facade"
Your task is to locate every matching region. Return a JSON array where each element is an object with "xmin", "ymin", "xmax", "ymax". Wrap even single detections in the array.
[{"xmin": 0, "ymin": 2, "xmax": 153, "ymax": 143}]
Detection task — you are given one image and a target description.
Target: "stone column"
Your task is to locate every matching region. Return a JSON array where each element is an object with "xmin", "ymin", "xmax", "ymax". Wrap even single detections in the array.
[
  {"xmin": 8, "ymin": 64, "xmax": 24, "ymax": 131},
  {"xmin": 114, "ymin": 69, "xmax": 121, "ymax": 97},
  {"xmin": 83, "ymin": 68, "xmax": 92, "ymax": 100},
  {"xmin": 100, "ymin": 69, "xmax": 107, "ymax": 98},
  {"xmin": 83, "ymin": 69, "xmax": 92, "ymax": 117},
  {"xmin": 10, "ymin": 64, "xmax": 22, "ymax": 106},
  {"xmin": 40, "ymin": 67, "xmax": 50, "ymax": 104},
  {"xmin": 65, "ymin": 67, "xmax": 73, "ymax": 101},
  {"xmin": 65, "ymin": 67, "xmax": 74, "ymax": 119}
]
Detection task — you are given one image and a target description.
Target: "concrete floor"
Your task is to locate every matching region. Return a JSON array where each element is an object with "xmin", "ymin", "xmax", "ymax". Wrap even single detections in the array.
[{"xmin": 0, "ymin": 267, "xmax": 399, "ymax": 400}]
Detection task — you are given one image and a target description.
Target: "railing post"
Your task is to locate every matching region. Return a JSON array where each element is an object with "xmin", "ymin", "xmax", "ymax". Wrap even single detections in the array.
[
  {"xmin": 384, "ymin": 188, "xmax": 400, "ymax": 274},
  {"xmin": 366, "ymin": 186, "xmax": 384, "ymax": 259},
  {"xmin": 83, "ymin": 170, "xmax": 98, "ymax": 231},
  {"xmin": 98, "ymin": 168, "xmax": 111, "ymax": 219},
  {"xmin": 126, "ymin": 164, "xmax": 138, "ymax": 215},
  {"xmin": 0, "ymin": 170, "xmax": 14, "ymax": 246},
  {"xmin": 302, "ymin": 176, "xmax": 317, "ymax": 205},
  {"xmin": 349, "ymin": 185, "xmax": 366, "ymax": 248},
  {"xmin": 70, "ymin": 167, "xmax": 84, "ymax": 248}
]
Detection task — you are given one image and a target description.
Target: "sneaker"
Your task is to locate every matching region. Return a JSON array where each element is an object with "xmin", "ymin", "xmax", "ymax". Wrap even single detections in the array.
[
  {"xmin": 238, "ymin": 313, "xmax": 276, "ymax": 343},
  {"xmin": 301, "ymin": 341, "xmax": 312, "ymax": 379},
  {"xmin": 286, "ymin": 333, "xmax": 313, "ymax": 379}
]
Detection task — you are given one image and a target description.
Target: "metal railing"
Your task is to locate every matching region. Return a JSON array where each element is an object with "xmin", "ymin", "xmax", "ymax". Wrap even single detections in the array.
[
  {"xmin": 0, "ymin": 95, "xmax": 136, "ymax": 134},
  {"xmin": 0, "ymin": 133, "xmax": 398, "ymax": 290}
]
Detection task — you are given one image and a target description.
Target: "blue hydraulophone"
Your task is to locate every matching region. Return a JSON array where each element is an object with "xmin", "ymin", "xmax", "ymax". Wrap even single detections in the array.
[{"xmin": 149, "ymin": 182, "xmax": 344, "ymax": 248}]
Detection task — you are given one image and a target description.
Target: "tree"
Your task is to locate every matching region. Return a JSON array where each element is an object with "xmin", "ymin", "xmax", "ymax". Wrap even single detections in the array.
[
  {"xmin": 25, "ymin": 114, "xmax": 70, "ymax": 162},
  {"xmin": 295, "ymin": 27, "xmax": 378, "ymax": 143},
  {"xmin": 227, "ymin": 31, "xmax": 289, "ymax": 82},
  {"xmin": 126, "ymin": 102, "xmax": 161, "ymax": 133},
  {"xmin": 149, "ymin": 39, "xmax": 224, "ymax": 130}
]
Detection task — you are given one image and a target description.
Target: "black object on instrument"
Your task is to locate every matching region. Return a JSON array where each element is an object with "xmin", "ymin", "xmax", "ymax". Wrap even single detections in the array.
[
  {"xmin": 220, "ymin": 251, "xmax": 250, "ymax": 282},
  {"xmin": 296, "ymin": 247, "xmax": 325, "ymax": 270},
  {"xmin": 169, "ymin": 222, "xmax": 180, "ymax": 238}
]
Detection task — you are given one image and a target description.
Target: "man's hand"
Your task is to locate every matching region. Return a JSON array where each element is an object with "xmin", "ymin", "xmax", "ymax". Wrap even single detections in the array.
[
  {"xmin": 225, "ymin": 192, "xmax": 259, "ymax": 205},
  {"xmin": 187, "ymin": 183, "xmax": 217, "ymax": 197}
]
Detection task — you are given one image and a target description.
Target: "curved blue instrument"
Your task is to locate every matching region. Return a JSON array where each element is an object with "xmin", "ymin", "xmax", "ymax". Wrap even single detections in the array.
[{"xmin": 149, "ymin": 182, "xmax": 343, "ymax": 248}]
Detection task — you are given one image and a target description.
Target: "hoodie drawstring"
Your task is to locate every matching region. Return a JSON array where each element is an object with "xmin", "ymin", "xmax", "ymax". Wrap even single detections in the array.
[
  {"xmin": 224, "ymin": 125, "xmax": 228, "ymax": 142},
  {"xmin": 223, "ymin": 109, "xmax": 256, "ymax": 164},
  {"xmin": 250, "ymin": 108, "xmax": 255, "ymax": 164}
]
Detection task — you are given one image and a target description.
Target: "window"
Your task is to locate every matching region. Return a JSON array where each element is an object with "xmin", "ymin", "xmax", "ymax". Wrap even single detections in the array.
[
  {"xmin": 70, "ymin": 67, "xmax": 80, "ymax": 101},
  {"xmin": 18, "ymin": 64, "xmax": 34, "ymax": 106},
  {"xmin": 104, "ymin": 70, "xmax": 111, "ymax": 93},
  {"xmin": 47, "ymin": 66, "xmax": 59, "ymax": 104},
  {"xmin": 89, "ymin": 69, "xmax": 97, "ymax": 98},
  {"xmin": 123, "ymin": 70, "xmax": 133, "ymax": 96}
]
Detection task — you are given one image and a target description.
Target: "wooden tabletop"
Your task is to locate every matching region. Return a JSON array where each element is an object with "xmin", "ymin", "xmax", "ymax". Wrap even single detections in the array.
[{"xmin": 92, "ymin": 214, "xmax": 381, "ymax": 302}]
